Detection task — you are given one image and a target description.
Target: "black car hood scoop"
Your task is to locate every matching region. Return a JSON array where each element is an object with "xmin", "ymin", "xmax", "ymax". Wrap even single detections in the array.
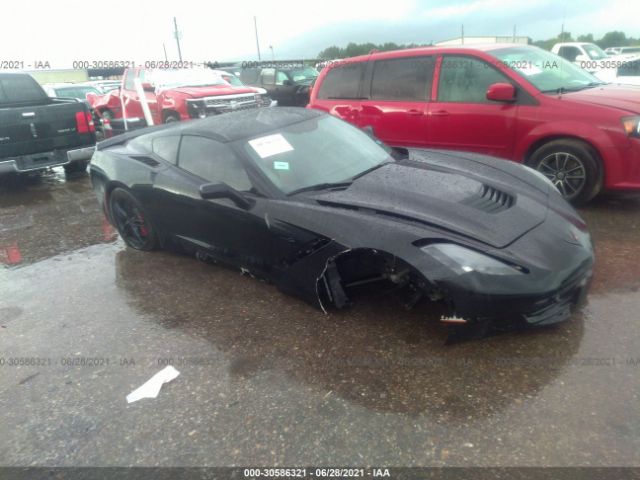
[{"xmin": 314, "ymin": 161, "xmax": 548, "ymax": 249}]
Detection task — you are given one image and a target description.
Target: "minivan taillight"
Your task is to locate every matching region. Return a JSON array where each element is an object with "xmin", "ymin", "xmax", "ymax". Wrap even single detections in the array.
[{"xmin": 75, "ymin": 111, "xmax": 89, "ymax": 133}]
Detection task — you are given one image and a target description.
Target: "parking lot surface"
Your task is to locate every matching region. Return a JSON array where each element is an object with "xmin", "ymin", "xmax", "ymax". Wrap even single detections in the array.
[{"xmin": 0, "ymin": 169, "xmax": 639, "ymax": 466}]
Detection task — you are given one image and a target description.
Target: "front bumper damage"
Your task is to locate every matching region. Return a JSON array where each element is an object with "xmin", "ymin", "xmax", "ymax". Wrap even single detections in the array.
[{"xmin": 443, "ymin": 261, "xmax": 593, "ymax": 327}]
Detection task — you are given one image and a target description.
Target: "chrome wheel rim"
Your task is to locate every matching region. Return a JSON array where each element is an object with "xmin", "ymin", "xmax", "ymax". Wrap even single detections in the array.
[{"xmin": 538, "ymin": 152, "xmax": 587, "ymax": 200}]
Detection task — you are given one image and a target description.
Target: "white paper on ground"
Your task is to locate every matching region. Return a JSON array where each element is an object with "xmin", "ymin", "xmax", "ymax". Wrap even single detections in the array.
[{"xmin": 126, "ymin": 365, "xmax": 180, "ymax": 403}]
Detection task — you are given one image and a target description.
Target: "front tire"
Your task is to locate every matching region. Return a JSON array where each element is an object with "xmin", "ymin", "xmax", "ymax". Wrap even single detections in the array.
[
  {"xmin": 528, "ymin": 139, "xmax": 602, "ymax": 205},
  {"xmin": 108, "ymin": 188, "xmax": 158, "ymax": 251}
]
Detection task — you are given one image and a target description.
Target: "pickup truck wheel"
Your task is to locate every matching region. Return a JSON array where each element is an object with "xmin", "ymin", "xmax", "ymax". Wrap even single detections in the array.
[
  {"xmin": 164, "ymin": 113, "xmax": 180, "ymax": 123},
  {"xmin": 63, "ymin": 160, "xmax": 88, "ymax": 174},
  {"xmin": 529, "ymin": 139, "xmax": 602, "ymax": 205},
  {"xmin": 108, "ymin": 188, "xmax": 158, "ymax": 251}
]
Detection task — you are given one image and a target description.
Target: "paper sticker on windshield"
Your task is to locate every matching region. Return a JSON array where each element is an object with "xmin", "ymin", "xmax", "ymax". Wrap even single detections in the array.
[
  {"xmin": 274, "ymin": 161, "xmax": 290, "ymax": 170},
  {"xmin": 249, "ymin": 134, "xmax": 293, "ymax": 159}
]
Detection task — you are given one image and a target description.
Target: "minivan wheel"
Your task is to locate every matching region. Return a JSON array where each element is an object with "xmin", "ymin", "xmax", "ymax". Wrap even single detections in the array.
[
  {"xmin": 164, "ymin": 113, "xmax": 180, "ymax": 123},
  {"xmin": 108, "ymin": 188, "xmax": 158, "ymax": 251},
  {"xmin": 529, "ymin": 139, "xmax": 602, "ymax": 205}
]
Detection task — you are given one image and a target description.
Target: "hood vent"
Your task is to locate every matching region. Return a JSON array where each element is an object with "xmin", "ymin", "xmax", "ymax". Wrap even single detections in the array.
[{"xmin": 462, "ymin": 185, "xmax": 515, "ymax": 213}]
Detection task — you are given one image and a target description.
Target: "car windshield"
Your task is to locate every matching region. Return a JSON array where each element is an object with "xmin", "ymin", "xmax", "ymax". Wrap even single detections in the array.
[
  {"xmin": 287, "ymin": 67, "xmax": 319, "ymax": 83},
  {"xmin": 490, "ymin": 46, "xmax": 604, "ymax": 93},
  {"xmin": 221, "ymin": 73, "xmax": 244, "ymax": 86},
  {"xmin": 55, "ymin": 86, "xmax": 100, "ymax": 99},
  {"xmin": 584, "ymin": 44, "xmax": 608, "ymax": 60},
  {"xmin": 238, "ymin": 115, "xmax": 391, "ymax": 194},
  {"xmin": 622, "ymin": 47, "xmax": 640, "ymax": 54},
  {"xmin": 150, "ymin": 69, "xmax": 226, "ymax": 88}
]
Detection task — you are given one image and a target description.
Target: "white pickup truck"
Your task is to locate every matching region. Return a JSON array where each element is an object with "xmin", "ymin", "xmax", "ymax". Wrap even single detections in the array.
[{"xmin": 551, "ymin": 42, "xmax": 610, "ymax": 72}]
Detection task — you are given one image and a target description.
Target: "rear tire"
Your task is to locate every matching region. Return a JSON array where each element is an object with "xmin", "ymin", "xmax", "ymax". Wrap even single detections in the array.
[
  {"xmin": 528, "ymin": 139, "xmax": 602, "ymax": 205},
  {"xmin": 108, "ymin": 188, "xmax": 158, "ymax": 251}
]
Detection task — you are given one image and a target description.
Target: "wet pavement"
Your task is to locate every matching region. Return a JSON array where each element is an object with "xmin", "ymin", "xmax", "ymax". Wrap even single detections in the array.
[{"xmin": 0, "ymin": 169, "xmax": 639, "ymax": 467}]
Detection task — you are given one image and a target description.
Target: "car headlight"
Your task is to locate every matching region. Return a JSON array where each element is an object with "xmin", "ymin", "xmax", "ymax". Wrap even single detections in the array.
[
  {"xmin": 622, "ymin": 116, "xmax": 640, "ymax": 138},
  {"xmin": 421, "ymin": 244, "xmax": 526, "ymax": 276}
]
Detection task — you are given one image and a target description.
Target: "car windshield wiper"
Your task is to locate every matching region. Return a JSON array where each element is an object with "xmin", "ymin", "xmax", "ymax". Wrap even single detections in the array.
[
  {"xmin": 349, "ymin": 161, "xmax": 394, "ymax": 181},
  {"xmin": 287, "ymin": 181, "xmax": 353, "ymax": 196},
  {"xmin": 541, "ymin": 82, "xmax": 606, "ymax": 94}
]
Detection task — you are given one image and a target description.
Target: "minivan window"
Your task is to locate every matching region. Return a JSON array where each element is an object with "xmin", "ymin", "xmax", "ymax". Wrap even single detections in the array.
[
  {"xmin": 317, "ymin": 62, "xmax": 365, "ymax": 100},
  {"xmin": 437, "ymin": 56, "xmax": 509, "ymax": 103},
  {"xmin": 371, "ymin": 56, "xmax": 435, "ymax": 101},
  {"xmin": 490, "ymin": 46, "xmax": 602, "ymax": 92}
]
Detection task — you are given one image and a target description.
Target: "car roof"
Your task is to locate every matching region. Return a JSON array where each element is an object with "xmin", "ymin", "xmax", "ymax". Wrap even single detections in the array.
[
  {"xmin": 185, "ymin": 107, "xmax": 324, "ymax": 141},
  {"xmin": 99, "ymin": 107, "xmax": 325, "ymax": 150},
  {"xmin": 328, "ymin": 43, "xmax": 536, "ymax": 65}
]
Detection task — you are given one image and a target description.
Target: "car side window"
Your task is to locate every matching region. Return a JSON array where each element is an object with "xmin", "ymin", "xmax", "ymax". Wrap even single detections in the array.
[
  {"xmin": 557, "ymin": 46, "xmax": 581, "ymax": 62},
  {"xmin": 261, "ymin": 68, "xmax": 275, "ymax": 85},
  {"xmin": 152, "ymin": 135, "xmax": 180, "ymax": 164},
  {"xmin": 371, "ymin": 56, "xmax": 435, "ymax": 101},
  {"xmin": 275, "ymin": 71, "xmax": 289, "ymax": 85},
  {"xmin": 437, "ymin": 56, "xmax": 510, "ymax": 103},
  {"xmin": 619, "ymin": 59, "xmax": 640, "ymax": 77},
  {"xmin": 317, "ymin": 62, "xmax": 365, "ymax": 99},
  {"xmin": 178, "ymin": 135, "xmax": 252, "ymax": 192}
]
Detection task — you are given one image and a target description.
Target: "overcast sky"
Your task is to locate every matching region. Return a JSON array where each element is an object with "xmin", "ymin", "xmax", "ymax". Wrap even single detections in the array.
[{"xmin": 2, "ymin": 0, "xmax": 638, "ymax": 68}]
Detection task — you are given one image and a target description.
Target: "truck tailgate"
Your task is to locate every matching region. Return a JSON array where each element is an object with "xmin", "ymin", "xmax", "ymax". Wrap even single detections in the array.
[{"xmin": 0, "ymin": 99, "xmax": 94, "ymax": 159}]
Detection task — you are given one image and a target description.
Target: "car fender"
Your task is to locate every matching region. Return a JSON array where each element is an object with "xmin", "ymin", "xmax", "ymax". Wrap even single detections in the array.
[{"xmin": 515, "ymin": 120, "xmax": 614, "ymax": 161}]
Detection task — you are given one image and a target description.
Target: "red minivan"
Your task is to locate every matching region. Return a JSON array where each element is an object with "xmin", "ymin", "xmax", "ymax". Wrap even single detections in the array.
[{"xmin": 308, "ymin": 45, "xmax": 640, "ymax": 204}]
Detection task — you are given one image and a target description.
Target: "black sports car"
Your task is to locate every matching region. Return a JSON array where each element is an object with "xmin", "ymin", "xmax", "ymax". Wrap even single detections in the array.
[{"xmin": 89, "ymin": 108, "xmax": 594, "ymax": 332}]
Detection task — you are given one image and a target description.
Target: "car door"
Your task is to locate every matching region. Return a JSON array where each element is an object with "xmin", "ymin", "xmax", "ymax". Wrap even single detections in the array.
[
  {"xmin": 169, "ymin": 134, "xmax": 278, "ymax": 274},
  {"xmin": 358, "ymin": 55, "xmax": 435, "ymax": 147},
  {"xmin": 312, "ymin": 61, "xmax": 367, "ymax": 127},
  {"xmin": 426, "ymin": 55, "xmax": 517, "ymax": 159}
]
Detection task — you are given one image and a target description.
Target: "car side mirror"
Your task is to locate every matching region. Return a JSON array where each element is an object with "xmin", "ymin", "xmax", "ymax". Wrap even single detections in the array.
[
  {"xmin": 141, "ymin": 82, "xmax": 155, "ymax": 92},
  {"xmin": 282, "ymin": 79, "xmax": 293, "ymax": 86},
  {"xmin": 199, "ymin": 182, "xmax": 253, "ymax": 209},
  {"xmin": 486, "ymin": 82, "xmax": 516, "ymax": 102}
]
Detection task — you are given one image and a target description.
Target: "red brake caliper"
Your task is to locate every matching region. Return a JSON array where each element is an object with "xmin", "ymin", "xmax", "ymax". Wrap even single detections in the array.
[{"xmin": 137, "ymin": 214, "xmax": 148, "ymax": 237}]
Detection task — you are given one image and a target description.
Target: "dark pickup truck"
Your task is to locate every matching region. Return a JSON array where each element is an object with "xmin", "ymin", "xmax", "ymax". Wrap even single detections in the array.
[{"xmin": 0, "ymin": 73, "xmax": 96, "ymax": 176}]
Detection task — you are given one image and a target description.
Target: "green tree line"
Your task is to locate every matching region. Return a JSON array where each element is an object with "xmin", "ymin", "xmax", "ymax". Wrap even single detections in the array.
[{"xmin": 317, "ymin": 31, "xmax": 639, "ymax": 59}]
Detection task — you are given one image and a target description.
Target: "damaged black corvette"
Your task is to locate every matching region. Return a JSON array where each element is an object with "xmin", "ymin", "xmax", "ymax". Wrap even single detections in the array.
[{"xmin": 89, "ymin": 108, "xmax": 594, "ymax": 331}]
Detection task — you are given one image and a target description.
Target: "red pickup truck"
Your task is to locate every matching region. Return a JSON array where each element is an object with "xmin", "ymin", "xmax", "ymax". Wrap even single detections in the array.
[{"xmin": 88, "ymin": 67, "xmax": 273, "ymax": 129}]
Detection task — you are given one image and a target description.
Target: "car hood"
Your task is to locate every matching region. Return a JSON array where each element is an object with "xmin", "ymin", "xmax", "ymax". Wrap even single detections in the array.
[
  {"xmin": 159, "ymin": 85, "xmax": 257, "ymax": 97},
  {"xmin": 560, "ymin": 84, "xmax": 640, "ymax": 113},
  {"xmin": 310, "ymin": 151, "xmax": 550, "ymax": 249}
]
